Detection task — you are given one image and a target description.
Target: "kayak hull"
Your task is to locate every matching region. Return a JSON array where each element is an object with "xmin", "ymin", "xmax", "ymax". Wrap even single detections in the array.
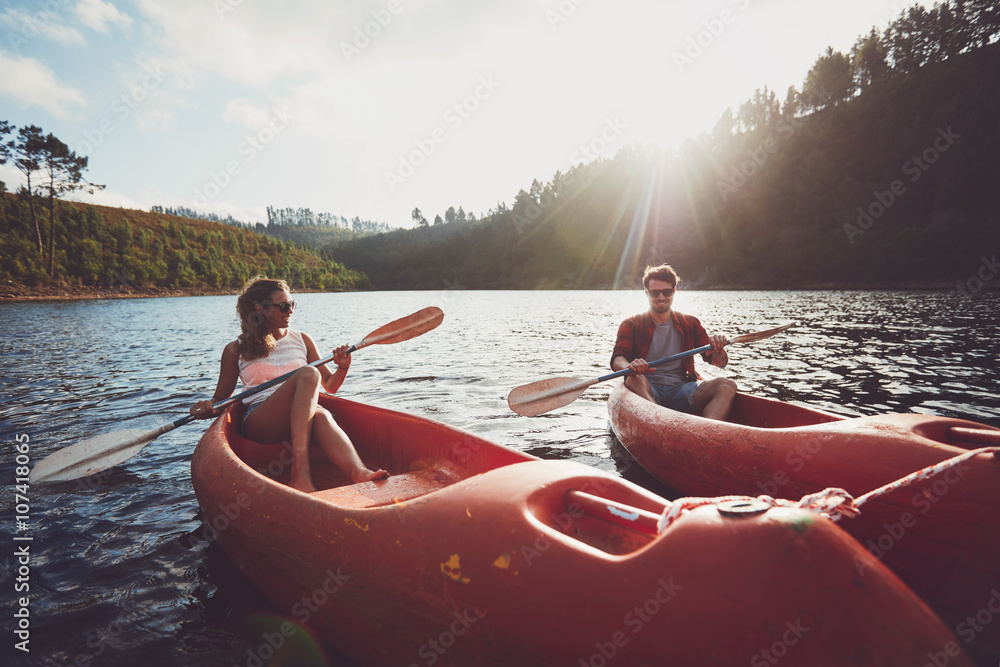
[
  {"xmin": 608, "ymin": 383, "xmax": 1000, "ymax": 664},
  {"xmin": 192, "ymin": 393, "xmax": 974, "ymax": 666}
]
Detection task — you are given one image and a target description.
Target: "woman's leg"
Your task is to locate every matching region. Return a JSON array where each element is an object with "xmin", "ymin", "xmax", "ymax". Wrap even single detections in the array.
[
  {"xmin": 312, "ymin": 408, "xmax": 388, "ymax": 483},
  {"xmin": 243, "ymin": 366, "xmax": 387, "ymax": 491},
  {"xmin": 243, "ymin": 366, "xmax": 323, "ymax": 493}
]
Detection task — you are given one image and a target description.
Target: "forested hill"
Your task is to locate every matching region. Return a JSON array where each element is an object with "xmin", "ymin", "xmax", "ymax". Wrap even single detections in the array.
[
  {"xmin": 328, "ymin": 35, "xmax": 1000, "ymax": 290},
  {"xmin": 0, "ymin": 194, "xmax": 369, "ymax": 292}
]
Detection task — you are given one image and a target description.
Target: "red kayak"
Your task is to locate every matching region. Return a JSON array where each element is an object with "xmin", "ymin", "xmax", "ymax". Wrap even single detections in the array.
[
  {"xmin": 608, "ymin": 382, "xmax": 1000, "ymax": 665},
  {"xmin": 192, "ymin": 393, "xmax": 974, "ymax": 666}
]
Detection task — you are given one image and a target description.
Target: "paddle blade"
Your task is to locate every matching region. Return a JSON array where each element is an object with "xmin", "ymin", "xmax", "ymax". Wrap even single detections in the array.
[
  {"xmin": 507, "ymin": 376, "xmax": 596, "ymax": 417},
  {"xmin": 355, "ymin": 306, "xmax": 444, "ymax": 349},
  {"xmin": 729, "ymin": 321, "xmax": 796, "ymax": 345},
  {"xmin": 30, "ymin": 428, "xmax": 158, "ymax": 484}
]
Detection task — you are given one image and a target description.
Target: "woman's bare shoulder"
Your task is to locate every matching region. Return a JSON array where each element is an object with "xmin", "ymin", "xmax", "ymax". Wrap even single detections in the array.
[{"xmin": 221, "ymin": 340, "xmax": 241, "ymax": 361}]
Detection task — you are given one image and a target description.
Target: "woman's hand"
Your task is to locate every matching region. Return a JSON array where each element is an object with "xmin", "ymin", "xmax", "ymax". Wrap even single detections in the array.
[
  {"xmin": 190, "ymin": 399, "xmax": 221, "ymax": 419},
  {"xmin": 333, "ymin": 345, "xmax": 352, "ymax": 370}
]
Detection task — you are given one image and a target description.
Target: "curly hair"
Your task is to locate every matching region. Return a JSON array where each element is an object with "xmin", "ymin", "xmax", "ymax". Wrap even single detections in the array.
[
  {"xmin": 642, "ymin": 264, "xmax": 679, "ymax": 289},
  {"xmin": 236, "ymin": 275, "xmax": 290, "ymax": 361}
]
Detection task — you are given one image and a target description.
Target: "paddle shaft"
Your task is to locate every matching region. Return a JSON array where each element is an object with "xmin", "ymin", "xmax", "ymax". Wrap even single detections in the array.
[
  {"xmin": 508, "ymin": 321, "xmax": 795, "ymax": 417},
  {"xmin": 512, "ymin": 344, "xmax": 717, "ymax": 407},
  {"xmin": 183, "ymin": 350, "xmax": 345, "ymax": 428},
  {"xmin": 600, "ymin": 342, "xmax": 716, "ymax": 383},
  {"xmin": 59, "ymin": 351, "xmax": 344, "ymax": 475},
  {"xmin": 188, "ymin": 327, "xmax": 403, "ymax": 425}
]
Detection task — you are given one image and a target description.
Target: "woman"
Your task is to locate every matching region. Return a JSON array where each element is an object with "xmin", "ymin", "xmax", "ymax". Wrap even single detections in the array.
[{"xmin": 190, "ymin": 276, "xmax": 388, "ymax": 493}]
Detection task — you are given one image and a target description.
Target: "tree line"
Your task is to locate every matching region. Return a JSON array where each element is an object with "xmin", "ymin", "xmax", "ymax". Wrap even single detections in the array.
[
  {"xmin": 410, "ymin": 206, "xmax": 478, "ymax": 228},
  {"xmin": 0, "ymin": 122, "xmax": 104, "ymax": 279},
  {"xmin": 327, "ymin": 2, "xmax": 1000, "ymax": 290},
  {"xmin": 732, "ymin": 0, "xmax": 999, "ymax": 132},
  {"xmin": 0, "ymin": 122, "xmax": 369, "ymax": 292}
]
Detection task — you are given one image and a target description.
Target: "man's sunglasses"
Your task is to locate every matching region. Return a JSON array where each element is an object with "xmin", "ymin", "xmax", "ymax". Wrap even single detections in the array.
[
  {"xmin": 267, "ymin": 300, "xmax": 297, "ymax": 313},
  {"xmin": 646, "ymin": 288, "xmax": 676, "ymax": 298}
]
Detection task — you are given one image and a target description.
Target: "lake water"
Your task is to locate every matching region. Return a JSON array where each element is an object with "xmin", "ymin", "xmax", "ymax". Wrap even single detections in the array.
[{"xmin": 2, "ymin": 289, "xmax": 998, "ymax": 666}]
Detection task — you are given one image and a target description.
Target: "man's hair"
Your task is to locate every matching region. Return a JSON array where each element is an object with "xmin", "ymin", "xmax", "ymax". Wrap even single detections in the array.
[{"xmin": 642, "ymin": 264, "xmax": 679, "ymax": 289}]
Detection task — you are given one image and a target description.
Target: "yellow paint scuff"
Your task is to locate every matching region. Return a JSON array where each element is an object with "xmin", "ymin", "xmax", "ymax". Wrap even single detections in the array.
[
  {"xmin": 343, "ymin": 517, "xmax": 370, "ymax": 532},
  {"xmin": 440, "ymin": 553, "xmax": 470, "ymax": 583},
  {"xmin": 493, "ymin": 553, "xmax": 511, "ymax": 570}
]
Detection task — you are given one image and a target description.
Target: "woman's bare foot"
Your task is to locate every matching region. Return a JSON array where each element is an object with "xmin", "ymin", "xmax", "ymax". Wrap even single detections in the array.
[{"xmin": 351, "ymin": 467, "xmax": 389, "ymax": 483}]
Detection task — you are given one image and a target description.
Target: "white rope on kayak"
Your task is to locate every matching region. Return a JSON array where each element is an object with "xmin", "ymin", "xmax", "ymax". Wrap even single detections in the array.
[{"xmin": 656, "ymin": 446, "xmax": 999, "ymax": 534}]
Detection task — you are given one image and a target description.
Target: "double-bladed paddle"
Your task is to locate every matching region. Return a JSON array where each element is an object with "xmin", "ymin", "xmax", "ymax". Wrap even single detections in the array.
[
  {"xmin": 30, "ymin": 306, "xmax": 445, "ymax": 484},
  {"xmin": 507, "ymin": 322, "xmax": 795, "ymax": 417}
]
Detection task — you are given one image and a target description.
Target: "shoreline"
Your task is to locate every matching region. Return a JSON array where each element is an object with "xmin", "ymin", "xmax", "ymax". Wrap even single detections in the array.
[
  {"xmin": 0, "ymin": 283, "xmax": 238, "ymax": 303},
  {"xmin": 1, "ymin": 281, "xmax": 994, "ymax": 303}
]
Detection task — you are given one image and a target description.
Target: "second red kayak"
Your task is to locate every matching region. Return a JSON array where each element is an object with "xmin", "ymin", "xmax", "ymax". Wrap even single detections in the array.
[{"xmin": 608, "ymin": 382, "xmax": 1000, "ymax": 664}]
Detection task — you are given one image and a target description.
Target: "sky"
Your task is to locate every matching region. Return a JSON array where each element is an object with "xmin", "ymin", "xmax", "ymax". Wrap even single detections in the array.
[{"xmin": 0, "ymin": 0, "xmax": 930, "ymax": 228}]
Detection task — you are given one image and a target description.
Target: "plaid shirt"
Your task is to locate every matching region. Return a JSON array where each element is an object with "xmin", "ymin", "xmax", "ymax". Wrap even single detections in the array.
[{"xmin": 611, "ymin": 310, "xmax": 712, "ymax": 381}]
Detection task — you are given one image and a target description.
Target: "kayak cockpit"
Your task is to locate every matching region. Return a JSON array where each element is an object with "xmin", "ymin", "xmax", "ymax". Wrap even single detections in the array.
[
  {"xmin": 222, "ymin": 395, "xmax": 532, "ymax": 507},
  {"xmin": 727, "ymin": 392, "xmax": 845, "ymax": 428}
]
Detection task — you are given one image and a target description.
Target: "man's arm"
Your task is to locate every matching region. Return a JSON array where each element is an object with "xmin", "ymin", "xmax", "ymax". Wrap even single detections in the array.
[{"xmin": 610, "ymin": 317, "xmax": 637, "ymax": 369}]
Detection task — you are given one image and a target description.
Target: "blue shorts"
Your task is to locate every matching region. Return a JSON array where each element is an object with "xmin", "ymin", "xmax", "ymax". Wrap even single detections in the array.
[
  {"xmin": 649, "ymin": 380, "xmax": 702, "ymax": 413},
  {"xmin": 241, "ymin": 402, "xmax": 261, "ymax": 437}
]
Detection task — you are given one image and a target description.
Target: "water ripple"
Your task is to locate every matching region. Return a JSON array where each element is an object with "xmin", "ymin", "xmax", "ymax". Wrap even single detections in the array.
[{"xmin": 2, "ymin": 290, "xmax": 998, "ymax": 665}]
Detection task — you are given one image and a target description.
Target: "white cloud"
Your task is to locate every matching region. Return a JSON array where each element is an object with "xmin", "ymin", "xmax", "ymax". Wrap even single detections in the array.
[
  {"xmin": 75, "ymin": 0, "xmax": 133, "ymax": 33},
  {"xmin": 0, "ymin": 7, "xmax": 85, "ymax": 48},
  {"xmin": 222, "ymin": 98, "xmax": 276, "ymax": 128},
  {"xmin": 0, "ymin": 51, "xmax": 87, "ymax": 118}
]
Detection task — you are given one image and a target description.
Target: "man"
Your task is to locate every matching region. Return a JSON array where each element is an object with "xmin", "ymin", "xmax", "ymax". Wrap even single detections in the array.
[{"xmin": 611, "ymin": 264, "xmax": 737, "ymax": 420}]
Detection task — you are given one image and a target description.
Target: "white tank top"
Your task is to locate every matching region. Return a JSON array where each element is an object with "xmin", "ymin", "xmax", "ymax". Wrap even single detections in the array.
[{"xmin": 238, "ymin": 330, "xmax": 308, "ymax": 407}]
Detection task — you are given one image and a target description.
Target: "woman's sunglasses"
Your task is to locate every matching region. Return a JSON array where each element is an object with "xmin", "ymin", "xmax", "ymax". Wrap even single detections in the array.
[
  {"xmin": 267, "ymin": 300, "xmax": 297, "ymax": 313},
  {"xmin": 646, "ymin": 288, "xmax": 676, "ymax": 298}
]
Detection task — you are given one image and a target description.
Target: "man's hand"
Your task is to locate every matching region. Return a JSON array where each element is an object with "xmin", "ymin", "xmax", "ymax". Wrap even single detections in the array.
[
  {"xmin": 705, "ymin": 335, "xmax": 729, "ymax": 368},
  {"xmin": 627, "ymin": 358, "xmax": 656, "ymax": 374}
]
